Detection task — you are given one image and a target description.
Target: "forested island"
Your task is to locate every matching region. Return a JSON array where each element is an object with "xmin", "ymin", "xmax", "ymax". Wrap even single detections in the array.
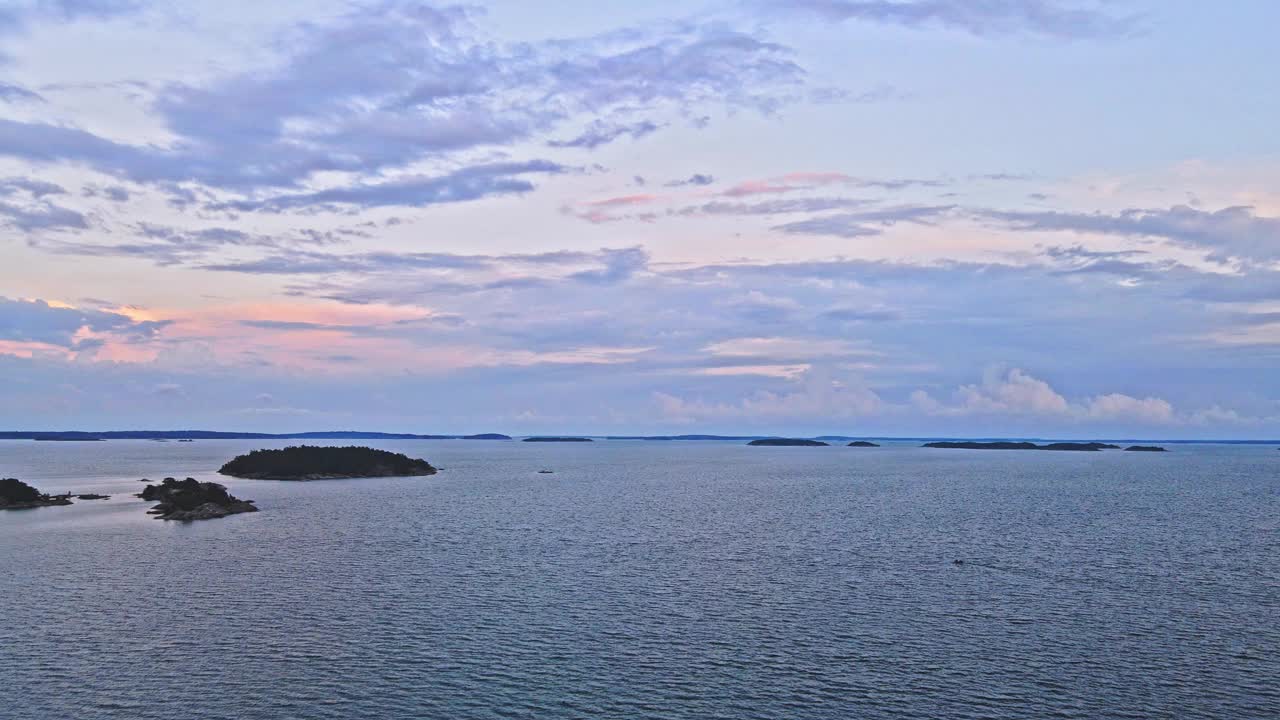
[
  {"xmin": 139, "ymin": 477, "xmax": 257, "ymax": 521},
  {"xmin": 0, "ymin": 478, "xmax": 72, "ymax": 509},
  {"xmin": 847, "ymin": 441, "xmax": 880, "ymax": 447},
  {"xmin": 1124, "ymin": 445, "xmax": 1168, "ymax": 452},
  {"xmin": 522, "ymin": 437, "xmax": 593, "ymax": 442},
  {"xmin": 923, "ymin": 441, "xmax": 1121, "ymax": 451},
  {"xmin": 218, "ymin": 446, "xmax": 438, "ymax": 480},
  {"xmin": 0, "ymin": 430, "xmax": 510, "ymax": 441},
  {"xmin": 748, "ymin": 438, "xmax": 829, "ymax": 446}
]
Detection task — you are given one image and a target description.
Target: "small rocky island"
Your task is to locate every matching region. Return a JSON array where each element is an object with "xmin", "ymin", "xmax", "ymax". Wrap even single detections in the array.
[
  {"xmin": 1124, "ymin": 445, "xmax": 1168, "ymax": 452},
  {"xmin": 522, "ymin": 437, "xmax": 593, "ymax": 442},
  {"xmin": 923, "ymin": 441, "xmax": 1121, "ymax": 451},
  {"xmin": 139, "ymin": 477, "xmax": 257, "ymax": 521},
  {"xmin": 0, "ymin": 478, "xmax": 73, "ymax": 510},
  {"xmin": 748, "ymin": 438, "xmax": 830, "ymax": 446},
  {"xmin": 847, "ymin": 441, "xmax": 880, "ymax": 447},
  {"xmin": 218, "ymin": 445, "xmax": 438, "ymax": 480}
]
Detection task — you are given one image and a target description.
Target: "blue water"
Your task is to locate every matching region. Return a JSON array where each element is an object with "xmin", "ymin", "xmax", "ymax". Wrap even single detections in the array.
[{"xmin": 2, "ymin": 440, "xmax": 1277, "ymax": 719}]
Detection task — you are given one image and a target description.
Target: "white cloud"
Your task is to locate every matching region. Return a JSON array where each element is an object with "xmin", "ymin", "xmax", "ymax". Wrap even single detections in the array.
[
  {"xmin": 656, "ymin": 370, "xmax": 883, "ymax": 423},
  {"xmin": 1085, "ymin": 393, "xmax": 1175, "ymax": 424}
]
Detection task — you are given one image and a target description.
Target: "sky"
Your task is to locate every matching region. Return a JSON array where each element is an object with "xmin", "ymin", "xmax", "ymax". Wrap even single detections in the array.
[{"xmin": 0, "ymin": 0, "xmax": 1278, "ymax": 437}]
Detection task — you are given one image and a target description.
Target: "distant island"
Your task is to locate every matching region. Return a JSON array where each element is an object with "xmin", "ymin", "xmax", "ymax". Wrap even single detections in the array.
[
  {"xmin": 923, "ymin": 441, "xmax": 1121, "ymax": 451},
  {"xmin": 748, "ymin": 438, "xmax": 829, "ymax": 447},
  {"xmin": 0, "ymin": 478, "xmax": 73, "ymax": 510},
  {"xmin": 0, "ymin": 430, "xmax": 510, "ymax": 441},
  {"xmin": 218, "ymin": 446, "xmax": 438, "ymax": 480},
  {"xmin": 522, "ymin": 437, "xmax": 593, "ymax": 442},
  {"xmin": 847, "ymin": 441, "xmax": 880, "ymax": 447},
  {"xmin": 1124, "ymin": 445, "xmax": 1168, "ymax": 452},
  {"xmin": 139, "ymin": 477, "xmax": 257, "ymax": 521}
]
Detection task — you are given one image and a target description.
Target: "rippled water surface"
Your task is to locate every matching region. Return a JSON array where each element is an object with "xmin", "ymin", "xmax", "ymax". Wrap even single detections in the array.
[{"xmin": 2, "ymin": 439, "xmax": 1277, "ymax": 719}]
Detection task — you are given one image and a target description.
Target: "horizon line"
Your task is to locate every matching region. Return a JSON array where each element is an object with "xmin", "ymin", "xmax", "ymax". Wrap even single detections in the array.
[{"xmin": 0, "ymin": 429, "xmax": 1276, "ymax": 445}]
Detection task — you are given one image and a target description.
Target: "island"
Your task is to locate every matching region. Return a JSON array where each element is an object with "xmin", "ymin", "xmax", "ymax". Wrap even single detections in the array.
[
  {"xmin": 847, "ymin": 441, "xmax": 881, "ymax": 447},
  {"xmin": 1124, "ymin": 445, "xmax": 1168, "ymax": 452},
  {"xmin": 463, "ymin": 433, "xmax": 512, "ymax": 440},
  {"xmin": 139, "ymin": 477, "xmax": 258, "ymax": 521},
  {"xmin": 218, "ymin": 445, "xmax": 438, "ymax": 480},
  {"xmin": 0, "ymin": 478, "xmax": 73, "ymax": 510},
  {"xmin": 748, "ymin": 438, "xmax": 830, "ymax": 447},
  {"xmin": 522, "ymin": 437, "xmax": 593, "ymax": 442},
  {"xmin": 923, "ymin": 441, "xmax": 1121, "ymax": 451}
]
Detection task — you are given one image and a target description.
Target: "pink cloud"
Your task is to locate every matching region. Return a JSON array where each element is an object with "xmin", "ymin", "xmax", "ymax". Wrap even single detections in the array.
[
  {"xmin": 780, "ymin": 172, "xmax": 854, "ymax": 185},
  {"xmin": 723, "ymin": 173, "xmax": 855, "ymax": 197},
  {"xmin": 722, "ymin": 180, "xmax": 802, "ymax": 197},
  {"xmin": 585, "ymin": 194, "xmax": 659, "ymax": 208}
]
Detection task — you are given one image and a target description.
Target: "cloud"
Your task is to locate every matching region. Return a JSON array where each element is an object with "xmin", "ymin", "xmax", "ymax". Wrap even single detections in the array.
[
  {"xmin": 214, "ymin": 160, "xmax": 569, "ymax": 213},
  {"xmin": 723, "ymin": 172, "xmax": 942, "ymax": 197},
  {"xmin": 665, "ymin": 173, "xmax": 715, "ymax": 187},
  {"xmin": 549, "ymin": 119, "xmax": 662, "ymax": 149},
  {"xmin": 0, "ymin": 83, "xmax": 43, "ymax": 103},
  {"xmin": 680, "ymin": 196, "xmax": 870, "ymax": 217},
  {"xmin": 0, "ymin": 177, "xmax": 67, "ymax": 197},
  {"xmin": 656, "ymin": 369, "xmax": 884, "ymax": 422},
  {"xmin": 986, "ymin": 205, "xmax": 1280, "ymax": 262},
  {"xmin": 81, "ymin": 184, "xmax": 130, "ymax": 202},
  {"xmin": 764, "ymin": 0, "xmax": 1140, "ymax": 38},
  {"xmin": 1085, "ymin": 393, "xmax": 1175, "ymax": 424},
  {"xmin": 0, "ymin": 199, "xmax": 87, "ymax": 231},
  {"xmin": 0, "ymin": 297, "xmax": 166, "ymax": 350},
  {"xmin": 34, "ymin": 223, "xmax": 344, "ymax": 266},
  {"xmin": 0, "ymin": 176, "xmax": 85, "ymax": 231},
  {"xmin": 913, "ymin": 366, "xmax": 1180, "ymax": 425},
  {"xmin": 567, "ymin": 247, "xmax": 650, "ymax": 285},
  {"xmin": 0, "ymin": 5, "xmax": 807, "ymax": 211},
  {"xmin": 772, "ymin": 204, "xmax": 955, "ymax": 237},
  {"xmin": 954, "ymin": 366, "xmax": 1071, "ymax": 415},
  {"xmin": 0, "ymin": 0, "xmax": 141, "ymax": 35}
]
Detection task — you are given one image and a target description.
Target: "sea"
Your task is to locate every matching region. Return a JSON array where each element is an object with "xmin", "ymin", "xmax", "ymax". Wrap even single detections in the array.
[{"xmin": 2, "ymin": 439, "xmax": 1276, "ymax": 719}]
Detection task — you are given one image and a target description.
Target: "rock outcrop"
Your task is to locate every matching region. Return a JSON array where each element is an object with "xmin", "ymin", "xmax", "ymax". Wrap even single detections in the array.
[{"xmin": 138, "ymin": 477, "xmax": 257, "ymax": 521}]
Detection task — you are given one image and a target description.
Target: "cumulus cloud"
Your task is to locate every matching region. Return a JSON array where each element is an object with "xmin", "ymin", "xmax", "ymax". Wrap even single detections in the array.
[
  {"xmin": 913, "ymin": 366, "xmax": 1182, "ymax": 426},
  {"xmin": 0, "ymin": 297, "xmax": 166, "ymax": 350},
  {"xmin": 656, "ymin": 369, "xmax": 883, "ymax": 422},
  {"xmin": 1084, "ymin": 393, "xmax": 1175, "ymax": 424}
]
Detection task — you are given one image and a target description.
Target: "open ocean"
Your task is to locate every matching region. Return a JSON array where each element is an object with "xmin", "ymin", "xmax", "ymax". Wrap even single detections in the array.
[{"xmin": 2, "ymin": 439, "xmax": 1277, "ymax": 719}]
